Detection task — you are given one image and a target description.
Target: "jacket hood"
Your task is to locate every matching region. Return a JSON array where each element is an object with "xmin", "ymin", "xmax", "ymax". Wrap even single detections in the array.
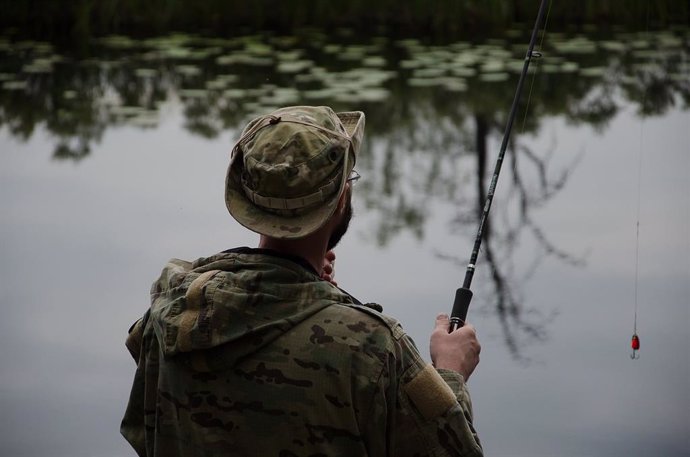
[{"xmin": 147, "ymin": 250, "xmax": 355, "ymax": 371}]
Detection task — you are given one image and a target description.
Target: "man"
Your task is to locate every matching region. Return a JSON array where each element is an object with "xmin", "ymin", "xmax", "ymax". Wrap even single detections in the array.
[{"xmin": 121, "ymin": 106, "xmax": 483, "ymax": 456}]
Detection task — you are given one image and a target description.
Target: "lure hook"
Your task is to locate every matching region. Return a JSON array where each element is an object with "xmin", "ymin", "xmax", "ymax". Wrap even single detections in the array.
[{"xmin": 630, "ymin": 333, "xmax": 640, "ymax": 360}]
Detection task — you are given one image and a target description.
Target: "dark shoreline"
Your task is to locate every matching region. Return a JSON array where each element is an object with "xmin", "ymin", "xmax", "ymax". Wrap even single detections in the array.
[{"xmin": 2, "ymin": 0, "xmax": 687, "ymax": 46}]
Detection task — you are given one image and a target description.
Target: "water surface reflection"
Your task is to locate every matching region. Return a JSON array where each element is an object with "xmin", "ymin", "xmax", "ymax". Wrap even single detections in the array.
[
  {"xmin": 1, "ymin": 28, "xmax": 688, "ymax": 356},
  {"xmin": 1, "ymin": 26, "xmax": 689, "ymax": 457},
  {"xmin": 1, "ymin": 28, "xmax": 687, "ymax": 159}
]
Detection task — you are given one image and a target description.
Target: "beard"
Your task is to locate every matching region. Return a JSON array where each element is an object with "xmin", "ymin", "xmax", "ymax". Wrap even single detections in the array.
[{"xmin": 327, "ymin": 189, "xmax": 353, "ymax": 251}]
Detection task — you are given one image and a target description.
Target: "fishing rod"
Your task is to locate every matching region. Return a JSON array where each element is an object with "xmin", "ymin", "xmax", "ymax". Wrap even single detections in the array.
[{"xmin": 449, "ymin": 0, "xmax": 550, "ymax": 332}]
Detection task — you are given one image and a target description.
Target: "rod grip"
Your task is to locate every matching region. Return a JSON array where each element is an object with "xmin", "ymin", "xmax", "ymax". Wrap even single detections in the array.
[{"xmin": 449, "ymin": 287, "xmax": 473, "ymax": 331}]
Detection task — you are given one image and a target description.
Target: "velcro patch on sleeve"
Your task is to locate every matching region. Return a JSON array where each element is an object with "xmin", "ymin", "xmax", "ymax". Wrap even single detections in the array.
[
  {"xmin": 403, "ymin": 364, "xmax": 457, "ymax": 420},
  {"xmin": 177, "ymin": 270, "xmax": 219, "ymax": 352},
  {"xmin": 185, "ymin": 270, "xmax": 220, "ymax": 308}
]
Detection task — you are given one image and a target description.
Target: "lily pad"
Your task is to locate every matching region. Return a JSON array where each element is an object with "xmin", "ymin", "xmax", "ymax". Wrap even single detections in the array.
[
  {"xmin": 632, "ymin": 63, "xmax": 662, "ymax": 73},
  {"xmin": 244, "ymin": 41, "xmax": 273, "ymax": 56},
  {"xmin": 295, "ymin": 74, "xmax": 320, "ymax": 83},
  {"xmin": 23, "ymin": 63, "xmax": 53, "ymax": 74},
  {"xmin": 600, "ymin": 41, "xmax": 627, "ymax": 52},
  {"xmin": 271, "ymin": 36, "xmax": 300, "ymax": 48},
  {"xmin": 144, "ymin": 34, "xmax": 194, "ymax": 49},
  {"xmin": 323, "ymin": 45, "xmax": 342, "ymax": 54},
  {"xmin": 631, "ymin": 49, "xmax": 659, "ymax": 60},
  {"xmin": 408, "ymin": 77, "xmax": 442, "ymax": 87},
  {"xmin": 223, "ymin": 89, "xmax": 248, "ymax": 99},
  {"xmin": 629, "ymin": 40, "xmax": 650, "ymax": 49},
  {"xmin": 161, "ymin": 47, "xmax": 196, "ymax": 59},
  {"xmin": 479, "ymin": 72, "xmax": 510, "ymax": 82},
  {"xmin": 135, "ymin": 68, "xmax": 157, "ymax": 78},
  {"xmin": 277, "ymin": 50, "xmax": 305, "ymax": 61},
  {"xmin": 339, "ymin": 46, "xmax": 367, "ymax": 61},
  {"xmin": 2, "ymin": 80, "xmax": 28, "ymax": 91},
  {"xmin": 452, "ymin": 53, "xmax": 480, "ymax": 66},
  {"xmin": 350, "ymin": 68, "xmax": 396, "ymax": 86},
  {"xmin": 303, "ymin": 89, "xmax": 336, "ymax": 100},
  {"xmin": 175, "ymin": 65, "xmax": 202, "ymax": 77},
  {"xmin": 441, "ymin": 77, "xmax": 467, "ymax": 92},
  {"xmin": 400, "ymin": 59, "xmax": 424, "ymax": 69},
  {"xmin": 352, "ymin": 88, "xmax": 390, "ymax": 102},
  {"xmin": 179, "ymin": 89, "xmax": 209, "ymax": 99},
  {"xmin": 657, "ymin": 34, "xmax": 682, "ymax": 48},
  {"xmin": 261, "ymin": 88, "xmax": 300, "ymax": 105},
  {"xmin": 277, "ymin": 60, "xmax": 313, "ymax": 73},
  {"xmin": 111, "ymin": 106, "xmax": 147, "ymax": 117},
  {"xmin": 552, "ymin": 37, "xmax": 597, "ymax": 54},
  {"xmin": 237, "ymin": 55, "xmax": 274, "ymax": 66},
  {"xmin": 363, "ymin": 56, "xmax": 387, "ymax": 67},
  {"xmin": 216, "ymin": 55, "xmax": 238, "ymax": 65},
  {"xmin": 129, "ymin": 113, "xmax": 159, "ymax": 128},
  {"xmin": 206, "ymin": 79, "xmax": 230, "ymax": 90},
  {"xmin": 619, "ymin": 75, "xmax": 639, "ymax": 85},
  {"xmin": 561, "ymin": 62, "xmax": 580, "ymax": 73},
  {"xmin": 413, "ymin": 68, "xmax": 446, "ymax": 78},
  {"xmin": 450, "ymin": 67, "xmax": 477, "ymax": 78},
  {"xmin": 481, "ymin": 60, "xmax": 505, "ymax": 73},
  {"xmin": 580, "ymin": 67, "xmax": 607, "ymax": 77}
]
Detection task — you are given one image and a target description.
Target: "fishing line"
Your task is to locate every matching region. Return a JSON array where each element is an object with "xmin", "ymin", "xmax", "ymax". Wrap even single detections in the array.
[
  {"xmin": 630, "ymin": 111, "xmax": 644, "ymax": 360},
  {"xmin": 631, "ymin": 99, "xmax": 645, "ymax": 360},
  {"xmin": 630, "ymin": 1, "xmax": 651, "ymax": 360},
  {"xmin": 449, "ymin": 0, "xmax": 552, "ymax": 331},
  {"xmin": 520, "ymin": 0, "xmax": 552, "ymax": 134}
]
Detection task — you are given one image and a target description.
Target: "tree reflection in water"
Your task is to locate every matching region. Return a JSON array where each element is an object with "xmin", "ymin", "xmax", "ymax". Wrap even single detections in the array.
[
  {"xmin": 438, "ymin": 122, "xmax": 585, "ymax": 362},
  {"xmin": 1, "ymin": 28, "xmax": 688, "ymax": 358}
]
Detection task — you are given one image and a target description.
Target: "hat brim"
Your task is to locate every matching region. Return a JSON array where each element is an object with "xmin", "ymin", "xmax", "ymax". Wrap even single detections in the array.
[{"xmin": 225, "ymin": 110, "xmax": 364, "ymax": 239}]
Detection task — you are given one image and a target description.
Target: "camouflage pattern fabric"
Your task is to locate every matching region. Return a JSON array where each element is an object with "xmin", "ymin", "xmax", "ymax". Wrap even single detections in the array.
[
  {"xmin": 121, "ymin": 250, "xmax": 483, "ymax": 456},
  {"xmin": 225, "ymin": 106, "xmax": 365, "ymax": 239}
]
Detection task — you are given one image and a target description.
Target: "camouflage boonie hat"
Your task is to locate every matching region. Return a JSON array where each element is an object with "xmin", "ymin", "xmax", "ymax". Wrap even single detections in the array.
[{"xmin": 225, "ymin": 106, "xmax": 365, "ymax": 239}]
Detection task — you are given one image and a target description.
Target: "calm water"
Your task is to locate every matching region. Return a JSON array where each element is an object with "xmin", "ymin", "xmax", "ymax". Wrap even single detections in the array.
[{"xmin": 1, "ymin": 28, "xmax": 689, "ymax": 456}]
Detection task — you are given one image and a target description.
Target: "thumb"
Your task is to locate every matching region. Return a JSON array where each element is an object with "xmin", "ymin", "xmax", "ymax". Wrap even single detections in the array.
[{"xmin": 435, "ymin": 313, "xmax": 450, "ymax": 331}]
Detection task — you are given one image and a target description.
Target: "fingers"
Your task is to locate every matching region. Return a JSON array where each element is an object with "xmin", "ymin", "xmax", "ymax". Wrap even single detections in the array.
[
  {"xmin": 434, "ymin": 313, "xmax": 450, "ymax": 331},
  {"xmin": 321, "ymin": 250, "xmax": 337, "ymax": 286},
  {"xmin": 434, "ymin": 313, "xmax": 477, "ymax": 338},
  {"xmin": 460, "ymin": 324, "xmax": 481, "ymax": 355},
  {"xmin": 460, "ymin": 323, "xmax": 476, "ymax": 336},
  {"xmin": 430, "ymin": 314, "xmax": 481, "ymax": 378},
  {"xmin": 322, "ymin": 250, "xmax": 336, "ymax": 275}
]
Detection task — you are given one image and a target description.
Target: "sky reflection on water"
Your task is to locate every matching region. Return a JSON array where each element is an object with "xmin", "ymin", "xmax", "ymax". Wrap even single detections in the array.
[{"xmin": 1, "ymin": 31, "xmax": 689, "ymax": 457}]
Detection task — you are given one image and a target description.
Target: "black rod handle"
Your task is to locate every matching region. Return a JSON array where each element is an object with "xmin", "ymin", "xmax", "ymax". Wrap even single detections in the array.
[{"xmin": 449, "ymin": 287, "xmax": 473, "ymax": 332}]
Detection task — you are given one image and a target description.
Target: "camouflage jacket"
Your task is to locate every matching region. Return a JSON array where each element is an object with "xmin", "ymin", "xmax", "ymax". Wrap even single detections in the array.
[{"xmin": 121, "ymin": 248, "xmax": 482, "ymax": 457}]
